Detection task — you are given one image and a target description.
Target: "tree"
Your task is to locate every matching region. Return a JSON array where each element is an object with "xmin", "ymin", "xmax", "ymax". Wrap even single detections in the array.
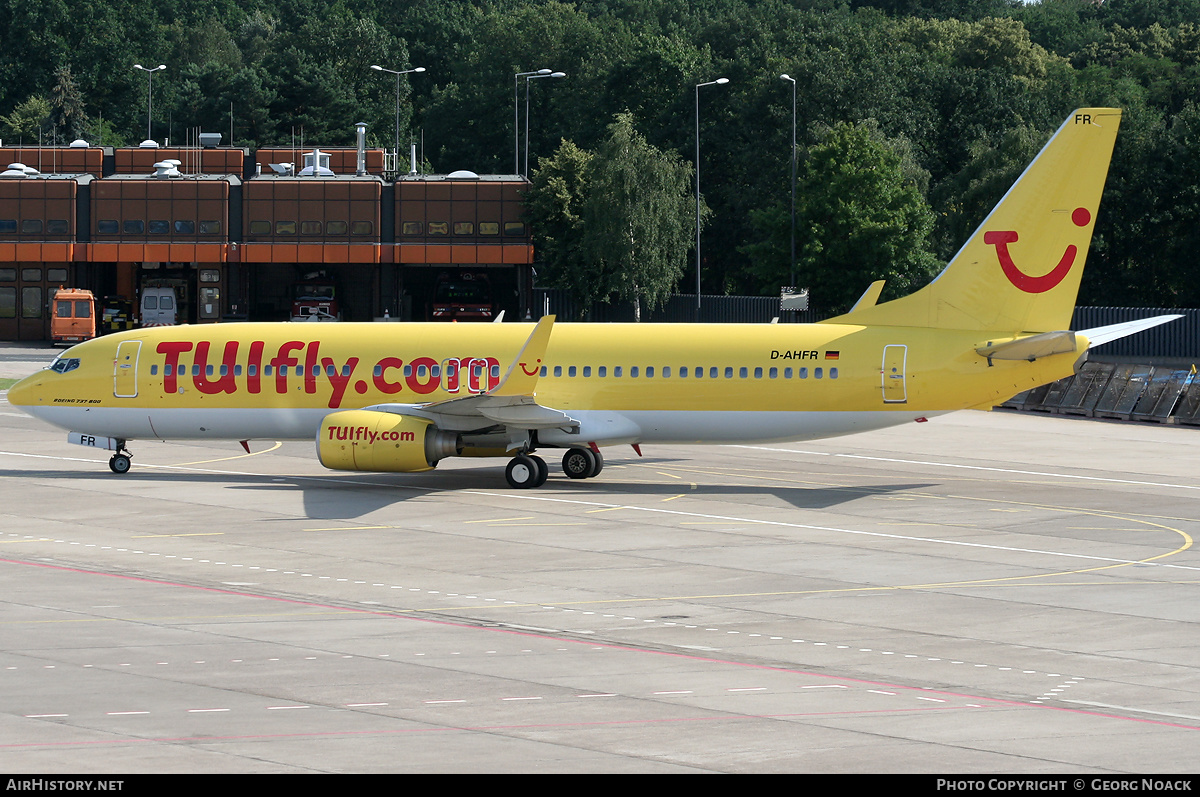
[
  {"xmin": 746, "ymin": 120, "xmax": 941, "ymax": 313},
  {"xmin": 0, "ymin": 96, "xmax": 50, "ymax": 143},
  {"xmin": 581, "ymin": 112, "xmax": 697, "ymax": 320},
  {"xmin": 48, "ymin": 66, "xmax": 90, "ymax": 141},
  {"xmin": 526, "ymin": 113, "xmax": 699, "ymax": 320},
  {"xmin": 525, "ymin": 138, "xmax": 596, "ymax": 318}
]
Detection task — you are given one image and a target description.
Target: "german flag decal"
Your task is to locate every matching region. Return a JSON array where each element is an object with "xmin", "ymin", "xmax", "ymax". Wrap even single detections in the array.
[{"xmin": 825, "ymin": 351, "xmax": 840, "ymax": 360}]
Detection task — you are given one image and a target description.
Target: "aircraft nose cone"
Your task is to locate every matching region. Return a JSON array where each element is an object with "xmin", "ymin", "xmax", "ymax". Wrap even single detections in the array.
[{"xmin": 6, "ymin": 371, "xmax": 43, "ymax": 408}]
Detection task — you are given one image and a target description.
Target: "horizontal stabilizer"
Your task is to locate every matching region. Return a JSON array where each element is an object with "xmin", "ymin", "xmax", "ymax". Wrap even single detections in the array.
[
  {"xmin": 976, "ymin": 330, "xmax": 1078, "ymax": 362},
  {"xmin": 1079, "ymin": 315, "xmax": 1182, "ymax": 347}
]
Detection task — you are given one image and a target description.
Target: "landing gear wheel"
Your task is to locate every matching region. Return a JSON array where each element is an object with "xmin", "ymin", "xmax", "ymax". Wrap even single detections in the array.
[
  {"xmin": 506, "ymin": 454, "xmax": 544, "ymax": 489},
  {"xmin": 562, "ymin": 447, "xmax": 598, "ymax": 479},
  {"xmin": 530, "ymin": 455, "xmax": 549, "ymax": 487},
  {"xmin": 589, "ymin": 448, "xmax": 604, "ymax": 478},
  {"xmin": 109, "ymin": 453, "xmax": 132, "ymax": 474}
]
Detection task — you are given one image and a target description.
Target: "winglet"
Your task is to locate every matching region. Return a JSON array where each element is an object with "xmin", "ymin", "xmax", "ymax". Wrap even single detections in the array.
[{"xmin": 490, "ymin": 315, "xmax": 555, "ymax": 397}]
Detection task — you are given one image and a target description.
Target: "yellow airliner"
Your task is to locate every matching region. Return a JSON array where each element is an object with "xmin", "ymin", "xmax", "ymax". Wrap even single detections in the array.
[{"xmin": 7, "ymin": 108, "xmax": 1180, "ymax": 488}]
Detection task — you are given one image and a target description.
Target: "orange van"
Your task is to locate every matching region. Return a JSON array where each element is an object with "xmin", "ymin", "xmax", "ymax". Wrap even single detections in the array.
[{"xmin": 51, "ymin": 288, "xmax": 97, "ymax": 345}]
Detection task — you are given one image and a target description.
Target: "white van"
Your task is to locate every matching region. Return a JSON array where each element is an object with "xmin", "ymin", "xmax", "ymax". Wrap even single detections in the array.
[{"xmin": 140, "ymin": 287, "xmax": 178, "ymax": 327}]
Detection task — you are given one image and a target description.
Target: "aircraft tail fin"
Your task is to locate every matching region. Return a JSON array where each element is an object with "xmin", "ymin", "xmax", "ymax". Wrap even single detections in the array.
[{"xmin": 824, "ymin": 109, "xmax": 1122, "ymax": 333}]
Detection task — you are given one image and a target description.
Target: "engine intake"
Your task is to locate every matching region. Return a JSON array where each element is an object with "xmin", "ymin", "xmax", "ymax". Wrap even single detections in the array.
[{"xmin": 317, "ymin": 410, "xmax": 460, "ymax": 472}]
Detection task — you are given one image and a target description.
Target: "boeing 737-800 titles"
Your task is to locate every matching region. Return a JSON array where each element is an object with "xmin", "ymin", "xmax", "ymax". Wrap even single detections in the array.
[{"xmin": 6, "ymin": 108, "xmax": 1180, "ymax": 488}]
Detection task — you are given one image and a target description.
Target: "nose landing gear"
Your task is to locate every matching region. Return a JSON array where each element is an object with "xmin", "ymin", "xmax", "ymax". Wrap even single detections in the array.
[{"xmin": 108, "ymin": 443, "xmax": 132, "ymax": 475}]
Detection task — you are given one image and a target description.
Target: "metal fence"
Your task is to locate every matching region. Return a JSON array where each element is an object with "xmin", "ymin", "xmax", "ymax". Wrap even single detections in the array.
[
  {"xmin": 533, "ymin": 293, "xmax": 1200, "ymax": 358},
  {"xmin": 1072, "ymin": 307, "xmax": 1200, "ymax": 360},
  {"xmin": 532, "ymin": 289, "xmax": 821, "ymax": 324}
]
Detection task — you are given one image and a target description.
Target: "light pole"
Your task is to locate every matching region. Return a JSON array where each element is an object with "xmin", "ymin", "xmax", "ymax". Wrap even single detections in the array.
[
  {"xmin": 695, "ymin": 77, "xmax": 728, "ymax": 322},
  {"xmin": 514, "ymin": 70, "xmax": 550, "ymax": 173},
  {"xmin": 524, "ymin": 71, "xmax": 565, "ymax": 176},
  {"xmin": 780, "ymin": 74, "xmax": 797, "ymax": 289},
  {"xmin": 370, "ymin": 65, "xmax": 426, "ymax": 163},
  {"xmin": 132, "ymin": 64, "xmax": 166, "ymax": 143}
]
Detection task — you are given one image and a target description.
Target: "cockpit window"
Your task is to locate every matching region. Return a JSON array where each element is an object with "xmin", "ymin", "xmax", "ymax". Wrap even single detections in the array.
[{"xmin": 49, "ymin": 357, "xmax": 81, "ymax": 374}]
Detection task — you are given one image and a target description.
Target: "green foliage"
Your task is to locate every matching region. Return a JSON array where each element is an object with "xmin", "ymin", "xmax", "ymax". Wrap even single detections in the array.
[
  {"xmin": 1, "ymin": 96, "xmax": 51, "ymax": 142},
  {"xmin": 582, "ymin": 112, "xmax": 696, "ymax": 319},
  {"xmin": 527, "ymin": 113, "xmax": 698, "ymax": 319},
  {"xmin": 525, "ymin": 138, "xmax": 596, "ymax": 317},
  {"xmin": 1, "ymin": 0, "xmax": 1199, "ymax": 308},
  {"xmin": 746, "ymin": 120, "xmax": 940, "ymax": 313}
]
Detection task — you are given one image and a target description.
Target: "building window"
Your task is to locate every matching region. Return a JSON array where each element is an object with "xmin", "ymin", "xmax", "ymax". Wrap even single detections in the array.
[
  {"xmin": 148, "ymin": 220, "xmax": 170, "ymax": 234},
  {"xmin": 46, "ymin": 219, "xmax": 69, "ymax": 235},
  {"xmin": 174, "ymin": 220, "xmax": 195, "ymax": 234},
  {"xmin": 0, "ymin": 268, "xmax": 15, "ymax": 281},
  {"xmin": 0, "ymin": 287, "xmax": 15, "ymax": 318},
  {"xmin": 503, "ymin": 221, "xmax": 526, "ymax": 236},
  {"xmin": 21, "ymin": 287, "xmax": 41, "ymax": 318},
  {"xmin": 123, "ymin": 220, "xmax": 144, "ymax": 234},
  {"xmin": 479, "ymin": 222, "xmax": 499, "ymax": 235},
  {"xmin": 97, "ymin": 220, "xmax": 119, "ymax": 235},
  {"xmin": 200, "ymin": 220, "xmax": 222, "ymax": 234},
  {"xmin": 401, "ymin": 221, "xmax": 422, "ymax": 236},
  {"xmin": 21, "ymin": 219, "xmax": 43, "ymax": 234},
  {"xmin": 275, "ymin": 221, "xmax": 296, "ymax": 235},
  {"xmin": 47, "ymin": 268, "xmax": 68, "ymax": 282},
  {"xmin": 249, "ymin": 220, "xmax": 271, "ymax": 235},
  {"xmin": 301, "ymin": 221, "xmax": 322, "ymax": 235},
  {"xmin": 427, "ymin": 222, "xmax": 448, "ymax": 235},
  {"xmin": 351, "ymin": 221, "xmax": 374, "ymax": 236},
  {"xmin": 21, "ymin": 268, "xmax": 41, "ymax": 281},
  {"xmin": 327, "ymin": 220, "xmax": 349, "ymax": 235},
  {"xmin": 454, "ymin": 222, "xmax": 474, "ymax": 235},
  {"xmin": 0, "ymin": 220, "xmax": 16, "ymax": 234}
]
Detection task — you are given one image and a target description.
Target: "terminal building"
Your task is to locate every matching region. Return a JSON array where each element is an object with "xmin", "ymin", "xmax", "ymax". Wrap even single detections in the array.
[{"xmin": 0, "ymin": 130, "xmax": 533, "ymax": 341}]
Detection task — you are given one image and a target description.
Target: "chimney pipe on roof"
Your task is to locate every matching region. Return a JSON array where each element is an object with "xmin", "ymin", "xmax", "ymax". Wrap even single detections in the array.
[{"xmin": 355, "ymin": 122, "xmax": 367, "ymax": 177}]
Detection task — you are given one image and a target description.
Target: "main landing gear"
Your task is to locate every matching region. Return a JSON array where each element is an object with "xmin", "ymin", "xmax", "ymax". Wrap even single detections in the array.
[
  {"xmin": 504, "ymin": 446, "xmax": 605, "ymax": 489},
  {"xmin": 505, "ymin": 453, "xmax": 548, "ymax": 489},
  {"xmin": 562, "ymin": 446, "xmax": 603, "ymax": 480}
]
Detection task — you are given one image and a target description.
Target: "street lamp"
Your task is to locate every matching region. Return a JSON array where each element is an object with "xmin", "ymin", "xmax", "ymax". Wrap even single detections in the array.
[
  {"xmin": 132, "ymin": 64, "xmax": 166, "ymax": 143},
  {"xmin": 780, "ymin": 74, "xmax": 797, "ymax": 290},
  {"xmin": 515, "ymin": 70, "xmax": 550, "ymax": 173},
  {"xmin": 695, "ymin": 77, "xmax": 728, "ymax": 322},
  {"xmin": 370, "ymin": 65, "xmax": 426, "ymax": 162},
  {"xmin": 524, "ymin": 71, "xmax": 565, "ymax": 176}
]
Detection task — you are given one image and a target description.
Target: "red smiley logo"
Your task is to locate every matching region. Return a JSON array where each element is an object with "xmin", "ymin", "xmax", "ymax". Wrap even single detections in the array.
[
  {"xmin": 520, "ymin": 358, "xmax": 541, "ymax": 376},
  {"xmin": 986, "ymin": 207, "xmax": 1091, "ymax": 294}
]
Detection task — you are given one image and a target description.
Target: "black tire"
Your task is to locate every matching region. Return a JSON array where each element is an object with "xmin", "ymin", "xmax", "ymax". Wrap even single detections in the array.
[
  {"xmin": 562, "ymin": 448, "xmax": 597, "ymax": 479},
  {"xmin": 109, "ymin": 454, "xmax": 131, "ymax": 474},
  {"xmin": 589, "ymin": 448, "xmax": 604, "ymax": 478},
  {"xmin": 505, "ymin": 455, "xmax": 540, "ymax": 489},
  {"xmin": 529, "ymin": 455, "xmax": 549, "ymax": 487}
]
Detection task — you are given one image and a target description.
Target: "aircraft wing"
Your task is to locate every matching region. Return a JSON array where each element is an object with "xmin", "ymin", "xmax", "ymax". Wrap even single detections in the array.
[{"xmin": 365, "ymin": 314, "xmax": 580, "ymax": 437}]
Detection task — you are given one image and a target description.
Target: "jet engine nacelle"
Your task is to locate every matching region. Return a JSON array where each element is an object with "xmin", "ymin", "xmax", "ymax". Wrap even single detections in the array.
[{"xmin": 316, "ymin": 410, "xmax": 460, "ymax": 473}]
